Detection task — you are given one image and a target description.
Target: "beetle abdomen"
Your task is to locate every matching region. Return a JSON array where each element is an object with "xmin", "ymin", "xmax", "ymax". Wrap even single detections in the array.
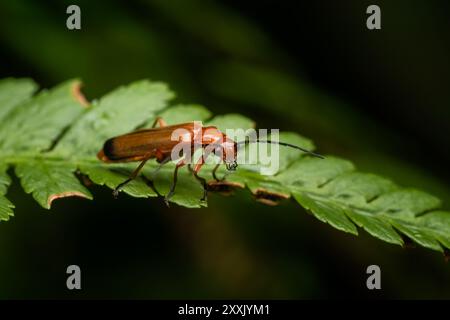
[
  {"xmin": 102, "ymin": 138, "xmax": 119, "ymax": 159},
  {"xmin": 97, "ymin": 122, "xmax": 197, "ymax": 163}
]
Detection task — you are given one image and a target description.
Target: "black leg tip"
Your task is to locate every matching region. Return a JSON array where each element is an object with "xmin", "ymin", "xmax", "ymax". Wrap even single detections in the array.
[
  {"xmin": 164, "ymin": 197, "xmax": 170, "ymax": 207},
  {"xmin": 201, "ymin": 190, "xmax": 208, "ymax": 202}
]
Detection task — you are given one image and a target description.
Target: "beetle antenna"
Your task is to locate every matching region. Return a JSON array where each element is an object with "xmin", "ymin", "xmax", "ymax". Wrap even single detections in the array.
[{"xmin": 236, "ymin": 140, "xmax": 325, "ymax": 159}]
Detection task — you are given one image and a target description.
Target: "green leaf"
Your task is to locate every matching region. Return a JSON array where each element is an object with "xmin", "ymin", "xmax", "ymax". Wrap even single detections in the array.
[
  {"xmin": 293, "ymin": 192, "xmax": 358, "ymax": 235},
  {"xmin": 0, "ymin": 78, "xmax": 38, "ymax": 122},
  {"xmin": 52, "ymin": 80, "xmax": 174, "ymax": 159},
  {"xmin": 417, "ymin": 211, "xmax": 450, "ymax": 249},
  {"xmin": 368, "ymin": 189, "xmax": 441, "ymax": 220},
  {"xmin": 0, "ymin": 164, "xmax": 11, "ymax": 196},
  {"xmin": 145, "ymin": 163, "xmax": 207, "ymax": 208},
  {"xmin": 0, "ymin": 79, "xmax": 87, "ymax": 154},
  {"xmin": 0, "ymin": 197, "xmax": 14, "ymax": 222},
  {"xmin": 15, "ymin": 161, "xmax": 92, "ymax": 209},
  {"xmin": 151, "ymin": 104, "xmax": 212, "ymax": 127},
  {"xmin": 206, "ymin": 113, "xmax": 255, "ymax": 132},
  {"xmin": 80, "ymin": 164, "xmax": 157, "ymax": 198},
  {"xmin": 345, "ymin": 210, "xmax": 404, "ymax": 245},
  {"xmin": 0, "ymin": 78, "xmax": 449, "ymax": 254},
  {"xmin": 0, "ymin": 164, "xmax": 14, "ymax": 221}
]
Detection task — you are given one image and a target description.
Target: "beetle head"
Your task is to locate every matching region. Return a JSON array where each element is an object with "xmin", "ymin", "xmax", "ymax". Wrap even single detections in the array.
[{"xmin": 222, "ymin": 137, "xmax": 238, "ymax": 171}]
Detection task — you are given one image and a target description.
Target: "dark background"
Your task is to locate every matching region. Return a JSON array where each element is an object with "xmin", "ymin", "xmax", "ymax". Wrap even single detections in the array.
[{"xmin": 0, "ymin": 0, "xmax": 449, "ymax": 299}]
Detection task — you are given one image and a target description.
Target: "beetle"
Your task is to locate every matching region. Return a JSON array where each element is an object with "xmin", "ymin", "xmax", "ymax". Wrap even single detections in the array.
[{"xmin": 97, "ymin": 117, "xmax": 323, "ymax": 204}]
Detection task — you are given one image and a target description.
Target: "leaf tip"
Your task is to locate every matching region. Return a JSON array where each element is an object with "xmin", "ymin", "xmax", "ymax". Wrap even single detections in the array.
[
  {"xmin": 71, "ymin": 81, "xmax": 90, "ymax": 108},
  {"xmin": 47, "ymin": 191, "xmax": 92, "ymax": 208}
]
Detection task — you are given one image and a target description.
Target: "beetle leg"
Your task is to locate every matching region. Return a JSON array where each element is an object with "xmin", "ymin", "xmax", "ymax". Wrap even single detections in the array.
[
  {"xmin": 164, "ymin": 159, "xmax": 186, "ymax": 206},
  {"xmin": 193, "ymin": 171, "xmax": 208, "ymax": 202},
  {"xmin": 113, "ymin": 154, "xmax": 152, "ymax": 198},
  {"xmin": 139, "ymin": 156, "xmax": 171, "ymax": 198},
  {"xmin": 192, "ymin": 157, "xmax": 208, "ymax": 202},
  {"xmin": 149, "ymin": 155, "xmax": 171, "ymax": 180},
  {"xmin": 151, "ymin": 116, "xmax": 167, "ymax": 128},
  {"xmin": 212, "ymin": 163, "xmax": 224, "ymax": 182}
]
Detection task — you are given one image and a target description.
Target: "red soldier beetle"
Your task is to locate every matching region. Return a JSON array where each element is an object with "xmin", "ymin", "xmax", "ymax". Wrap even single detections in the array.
[{"xmin": 97, "ymin": 117, "xmax": 324, "ymax": 205}]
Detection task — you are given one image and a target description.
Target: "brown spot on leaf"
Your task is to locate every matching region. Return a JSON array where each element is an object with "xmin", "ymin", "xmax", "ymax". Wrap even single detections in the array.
[
  {"xmin": 255, "ymin": 198, "xmax": 279, "ymax": 206},
  {"xmin": 444, "ymin": 249, "xmax": 450, "ymax": 263},
  {"xmin": 207, "ymin": 180, "xmax": 244, "ymax": 196},
  {"xmin": 47, "ymin": 191, "xmax": 91, "ymax": 208},
  {"xmin": 77, "ymin": 172, "xmax": 94, "ymax": 187},
  {"xmin": 254, "ymin": 188, "xmax": 290, "ymax": 206},
  {"xmin": 71, "ymin": 81, "xmax": 90, "ymax": 107},
  {"xmin": 400, "ymin": 234, "xmax": 416, "ymax": 249}
]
